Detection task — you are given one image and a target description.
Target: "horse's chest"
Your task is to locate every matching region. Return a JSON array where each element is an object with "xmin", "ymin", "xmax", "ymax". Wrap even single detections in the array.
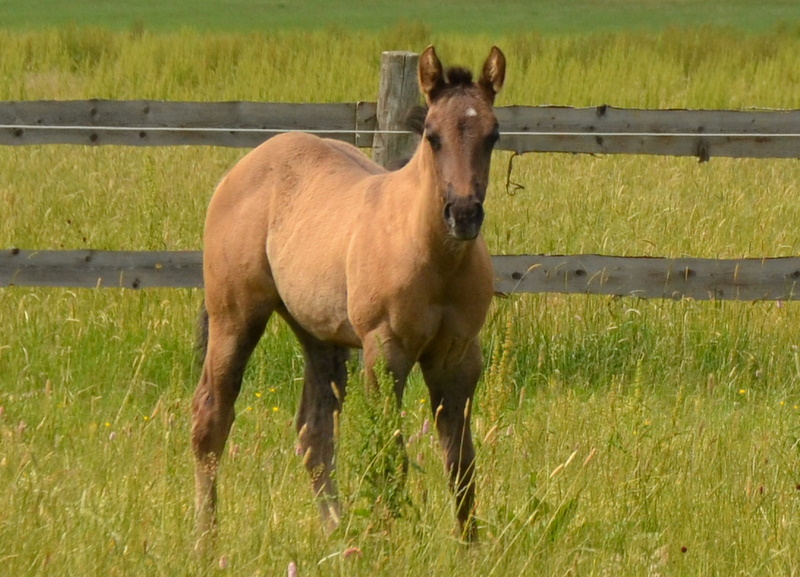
[{"xmin": 347, "ymin": 262, "xmax": 487, "ymax": 353}]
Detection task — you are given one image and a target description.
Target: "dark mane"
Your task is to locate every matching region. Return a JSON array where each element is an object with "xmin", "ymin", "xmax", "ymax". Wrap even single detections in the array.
[
  {"xmin": 445, "ymin": 67, "xmax": 473, "ymax": 87},
  {"xmin": 404, "ymin": 105, "xmax": 428, "ymax": 136}
]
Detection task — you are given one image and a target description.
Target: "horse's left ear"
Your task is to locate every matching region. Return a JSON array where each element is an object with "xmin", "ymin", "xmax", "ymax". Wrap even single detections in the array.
[{"xmin": 479, "ymin": 46, "xmax": 506, "ymax": 103}]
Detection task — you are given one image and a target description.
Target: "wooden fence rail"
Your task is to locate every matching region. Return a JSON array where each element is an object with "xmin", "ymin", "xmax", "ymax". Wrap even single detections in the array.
[
  {"xmin": 4, "ymin": 100, "xmax": 800, "ymax": 160},
  {"xmin": 3, "ymin": 250, "xmax": 800, "ymax": 301},
  {"xmin": 3, "ymin": 51, "xmax": 800, "ymax": 300}
]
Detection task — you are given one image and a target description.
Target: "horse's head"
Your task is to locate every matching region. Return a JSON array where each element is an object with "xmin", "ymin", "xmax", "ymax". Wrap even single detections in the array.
[{"xmin": 418, "ymin": 46, "xmax": 506, "ymax": 241}]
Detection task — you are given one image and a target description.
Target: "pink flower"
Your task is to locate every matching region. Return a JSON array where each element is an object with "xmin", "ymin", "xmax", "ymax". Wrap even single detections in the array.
[{"xmin": 342, "ymin": 547, "xmax": 362, "ymax": 559}]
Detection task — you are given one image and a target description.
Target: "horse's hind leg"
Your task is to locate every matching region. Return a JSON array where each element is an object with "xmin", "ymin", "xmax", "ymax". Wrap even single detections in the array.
[
  {"xmin": 283, "ymin": 316, "xmax": 349, "ymax": 532},
  {"xmin": 419, "ymin": 338, "xmax": 483, "ymax": 542},
  {"xmin": 192, "ymin": 300, "xmax": 271, "ymax": 545}
]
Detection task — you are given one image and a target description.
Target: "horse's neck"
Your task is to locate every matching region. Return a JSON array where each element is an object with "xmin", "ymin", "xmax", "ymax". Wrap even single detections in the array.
[{"xmin": 393, "ymin": 150, "xmax": 474, "ymax": 268}]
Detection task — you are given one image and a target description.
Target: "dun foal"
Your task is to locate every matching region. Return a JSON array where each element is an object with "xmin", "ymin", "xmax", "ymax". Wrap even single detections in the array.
[{"xmin": 192, "ymin": 45, "xmax": 506, "ymax": 543}]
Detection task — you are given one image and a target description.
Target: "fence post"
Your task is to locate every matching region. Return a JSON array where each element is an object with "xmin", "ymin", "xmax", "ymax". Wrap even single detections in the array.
[{"xmin": 373, "ymin": 51, "xmax": 420, "ymax": 168}]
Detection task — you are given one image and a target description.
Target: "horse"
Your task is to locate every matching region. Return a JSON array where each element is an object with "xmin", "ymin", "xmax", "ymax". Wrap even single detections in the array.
[{"xmin": 191, "ymin": 45, "xmax": 506, "ymax": 544}]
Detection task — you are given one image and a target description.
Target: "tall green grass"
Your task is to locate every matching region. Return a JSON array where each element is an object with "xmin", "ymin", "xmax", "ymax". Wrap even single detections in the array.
[
  {"xmin": 2, "ymin": 26, "xmax": 800, "ymax": 575},
  {"xmin": 3, "ymin": 25, "xmax": 800, "ymax": 106}
]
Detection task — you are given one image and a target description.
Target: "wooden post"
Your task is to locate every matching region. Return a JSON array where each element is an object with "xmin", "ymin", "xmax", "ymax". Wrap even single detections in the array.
[{"xmin": 373, "ymin": 51, "xmax": 420, "ymax": 168}]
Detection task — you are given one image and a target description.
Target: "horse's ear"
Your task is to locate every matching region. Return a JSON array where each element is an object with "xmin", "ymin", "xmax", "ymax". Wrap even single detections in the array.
[
  {"xmin": 418, "ymin": 45, "xmax": 445, "ymax": 104},
  {"xmin": 479, "ymin": 46, "xmax": 506, "ymax": 103}
]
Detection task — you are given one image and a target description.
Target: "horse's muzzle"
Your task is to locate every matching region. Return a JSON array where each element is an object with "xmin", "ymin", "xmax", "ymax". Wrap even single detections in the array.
[{"xmin": 443, "ymin": 197, "xmax": 484, "ymax": 240}]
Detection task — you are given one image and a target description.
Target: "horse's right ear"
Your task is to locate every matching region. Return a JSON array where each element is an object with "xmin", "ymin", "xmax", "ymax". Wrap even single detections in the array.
[{"xmin": 418, "ymin": 45, "xmax": 445, "ymax": 104}]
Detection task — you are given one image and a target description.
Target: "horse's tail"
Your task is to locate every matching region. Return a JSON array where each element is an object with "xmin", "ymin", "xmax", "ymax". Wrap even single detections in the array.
[{"xmin": 194, "ymin": 300, "xmax": 209, "ymax": 371}]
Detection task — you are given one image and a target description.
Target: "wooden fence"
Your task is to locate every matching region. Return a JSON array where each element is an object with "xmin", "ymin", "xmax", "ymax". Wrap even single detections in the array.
[
  {"xmin": 5, "ymin": 100, "xmax": 800, "ymax": 159},
  {"xmin": 3, "ymin": 51, "xmax": 800, "ymax": 300},
  {"xmin": 3, "ymin": 249, "xmax": 799, "ymax": 301}
]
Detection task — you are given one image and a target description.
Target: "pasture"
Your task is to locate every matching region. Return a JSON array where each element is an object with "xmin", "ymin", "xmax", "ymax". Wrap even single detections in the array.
[
  {"xmin": 1, "ymin": 0, "xmax": 800, "ymax": 35},
  {"xmin": 2, "ymin": 24, "xmax": 800, "ymax": 576}
]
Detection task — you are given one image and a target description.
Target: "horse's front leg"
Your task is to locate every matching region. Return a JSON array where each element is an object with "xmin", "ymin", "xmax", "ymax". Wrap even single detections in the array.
[
  {"xmin": 362, "ymin": 331, "xmax": 415, "ymax": 399},
  {"xmin": 361, "ymin": 331, "xmax": 416, "ymax": 478},
  {"xmin": 419, "ymin": 337, "xmax": 483, "ymax": 542}
]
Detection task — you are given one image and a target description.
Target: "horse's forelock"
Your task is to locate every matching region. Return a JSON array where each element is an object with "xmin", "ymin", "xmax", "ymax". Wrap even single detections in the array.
[
  {"xmin": 426, "ymin": 67, "xmax": 479, "ymax": 102},
  {"xmin": 445, "ymin": 67, "xmax": 473, "ymax": 87}
]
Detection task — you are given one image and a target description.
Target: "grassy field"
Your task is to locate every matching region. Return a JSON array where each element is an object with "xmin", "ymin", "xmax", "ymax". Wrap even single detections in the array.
[
  {"xmin": 2, "ymin": 21, "xmax": 800, "ymax": 577},
  {"xmin": 1, "ymin": 0, "xmax": 800, "ymax": 35}
]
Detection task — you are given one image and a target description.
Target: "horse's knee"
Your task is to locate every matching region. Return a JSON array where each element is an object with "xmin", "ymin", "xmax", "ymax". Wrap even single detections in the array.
[
  {"xmin": 445, "ymin": 443, "xmax": 475, "ymax": 488},
  {"xmin": 192, "ymin": 377, "xmax": 236, "ymax": 459},
  {"xmin": 192, "ymin": 410, "xmax": 234, "ymax": 463},
  {"xmin": 297, "ymin": 383, "xmax": 337, "ymax": 425},
  {"xmin": 296, "ymin": 400, "xmax": 338, "ymax": 465},
  {"xmin": 295, "ymin": 392, "xmax": 338, "ymax": 471},
  {"xmin": 438, "ymin": 415, "xmax": 474, "ymax": 471}
]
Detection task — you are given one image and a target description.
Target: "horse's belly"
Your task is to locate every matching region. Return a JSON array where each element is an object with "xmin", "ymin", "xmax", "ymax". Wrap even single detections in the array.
[
  {"xmin": 268, "ymin": 250, "xmax": 361, "ymax": 348},
  {"xmin": 284, "ymin": 292, "xmax": 360, "ymax": 347}
]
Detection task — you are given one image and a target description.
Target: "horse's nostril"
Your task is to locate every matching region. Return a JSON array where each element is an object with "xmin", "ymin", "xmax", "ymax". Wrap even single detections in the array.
[{"xmin": 443, "ymin": 202, "xmax": 453, "ymax": 221}]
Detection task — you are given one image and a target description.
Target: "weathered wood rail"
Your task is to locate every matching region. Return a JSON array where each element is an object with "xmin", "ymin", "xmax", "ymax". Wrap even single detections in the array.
[
  {"xmin": 3, "ymin": 51, "xmax": 800, "ymax": 300},
  {"xmin": 3, "ymin": 250, "xmax": 799, "ymax": 301},
  {"xmin": 4, "ymin": 100, "xmax": 800, "ymax": 160}
]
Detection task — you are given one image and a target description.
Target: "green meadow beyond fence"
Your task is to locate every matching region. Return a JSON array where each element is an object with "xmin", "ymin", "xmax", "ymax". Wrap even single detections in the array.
[{"xmin": 2, "ymin": 51, "xmax": 800, "ymax": 301}]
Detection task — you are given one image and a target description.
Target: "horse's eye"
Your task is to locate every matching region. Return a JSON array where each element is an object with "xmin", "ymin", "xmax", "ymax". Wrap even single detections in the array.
[
  {"xmin": 426, "ymin": 132, "xmax": 442, "ymax": 152},
  {"xmin": 486, "ymin": 126, "xmax": 500, "ymax": 149}
]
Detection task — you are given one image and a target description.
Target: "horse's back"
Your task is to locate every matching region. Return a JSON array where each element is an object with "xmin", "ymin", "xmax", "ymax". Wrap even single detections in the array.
[
  {"xmin": 211, "ymin": 132, "xmax": 382, "ymax": 211},
  {"xmin": 205, "ymin": 131, "xmax": 383, "ymax": 252}
]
